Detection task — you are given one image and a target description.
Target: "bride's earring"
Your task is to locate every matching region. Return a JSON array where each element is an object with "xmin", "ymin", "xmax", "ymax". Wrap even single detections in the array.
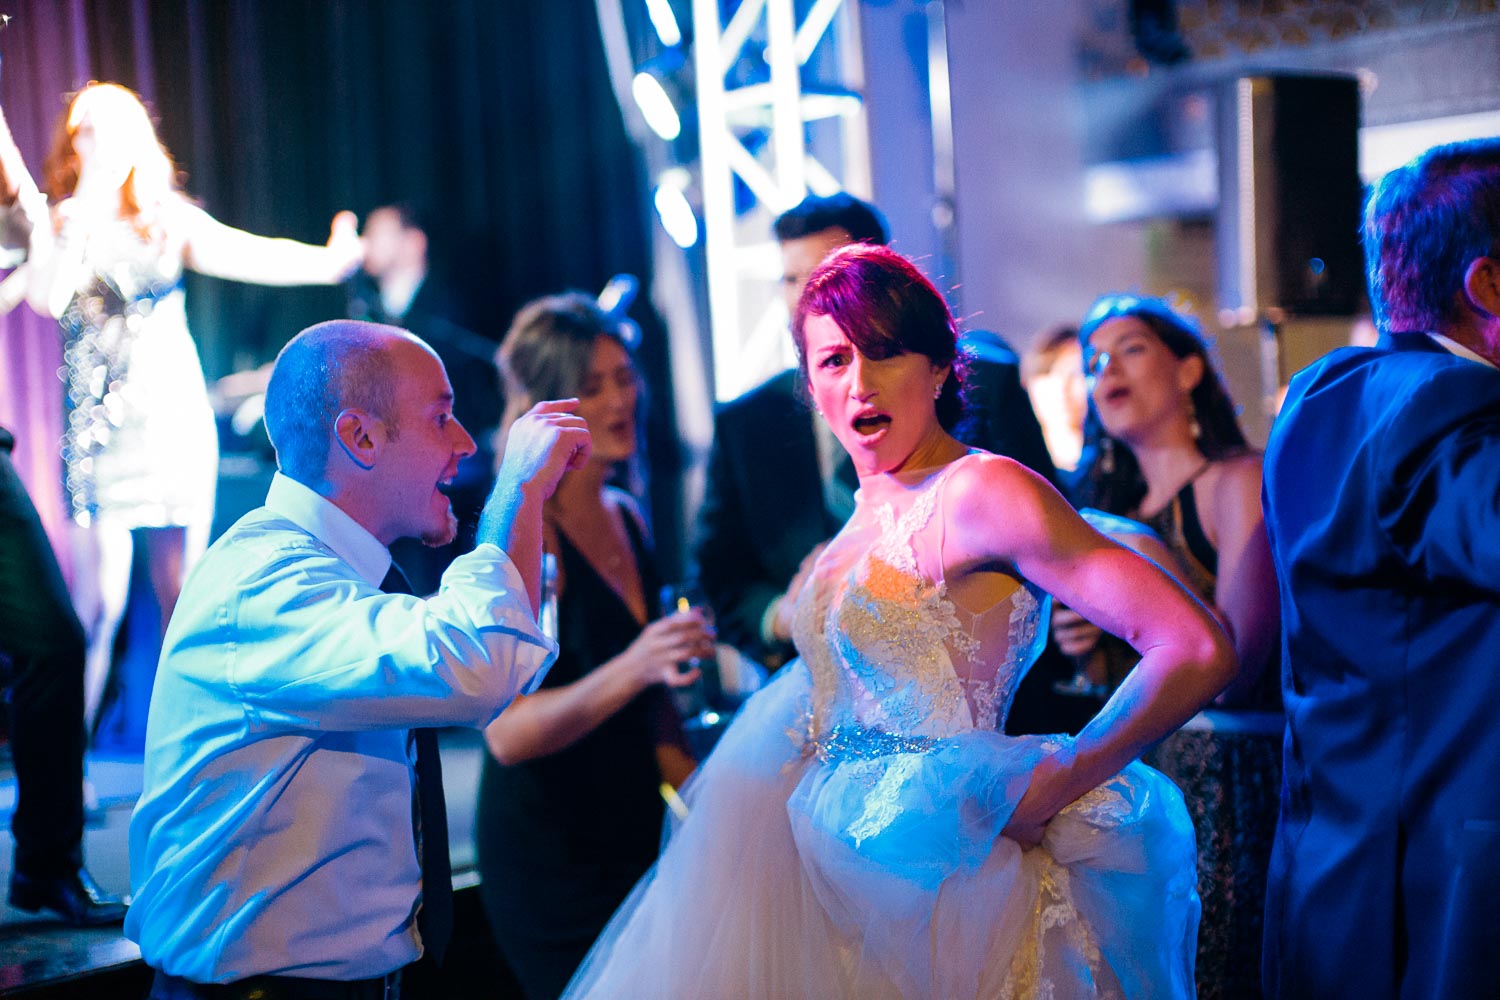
[{"xmin": 932, "ymin": 383, "xmax": 943, "ymax": 400}]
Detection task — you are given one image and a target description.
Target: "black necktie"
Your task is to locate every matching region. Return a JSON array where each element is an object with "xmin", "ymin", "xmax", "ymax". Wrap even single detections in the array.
[{"xmin": 380, "ymin": 562, "xmax": 453, "ymax": 966}]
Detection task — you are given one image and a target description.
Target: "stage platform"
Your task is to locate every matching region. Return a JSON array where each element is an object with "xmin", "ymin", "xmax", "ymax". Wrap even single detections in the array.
[{"xmin": 0, "ymin": 729, "xmax": 521, "ymax": 999}]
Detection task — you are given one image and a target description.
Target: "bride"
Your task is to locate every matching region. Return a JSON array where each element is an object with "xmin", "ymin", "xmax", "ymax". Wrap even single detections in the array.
[{"xmin": 565, "ymin": 244, "xmax": 1236, "ymax": 998}]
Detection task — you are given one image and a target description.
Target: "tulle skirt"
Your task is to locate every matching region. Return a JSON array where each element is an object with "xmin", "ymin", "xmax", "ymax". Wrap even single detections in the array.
[{"xmin": 565, "ymin": 661, "xmax": 1200, "ymax": 999}]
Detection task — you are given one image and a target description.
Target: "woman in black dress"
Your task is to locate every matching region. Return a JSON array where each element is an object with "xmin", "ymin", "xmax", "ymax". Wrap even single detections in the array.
[
  {"xmin": 1065, "ymin": 293, "xmax": 1282, "ymax": 998},
  {"xmin": 475, "ymin": 292, "xmax": 713, "ymax": 1000}
]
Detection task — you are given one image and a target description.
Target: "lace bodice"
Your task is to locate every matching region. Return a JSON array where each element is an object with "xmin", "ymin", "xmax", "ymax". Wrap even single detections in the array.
[{"xmin": 791, "ymin": 456, "xmax": 1049, "ymax": 751}]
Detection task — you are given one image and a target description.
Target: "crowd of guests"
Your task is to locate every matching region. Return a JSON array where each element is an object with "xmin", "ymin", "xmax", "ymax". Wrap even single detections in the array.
[{"xmin": 1, "ymin": 77, "xmax": 1497, "ymax": 1000}]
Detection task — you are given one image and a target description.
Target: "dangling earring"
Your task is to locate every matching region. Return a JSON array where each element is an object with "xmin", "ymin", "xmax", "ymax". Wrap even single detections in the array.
[
  {"xmin": 1101, "ymin": 437, "xmax": 1115, "ymax": 474},
  {"xmin": 933, "ymin": 383, "xmax": 943, "ymax": 400},
  {"xmin": 1188, "ymin": 402, "xmax": 1202, "ymax": 441}
]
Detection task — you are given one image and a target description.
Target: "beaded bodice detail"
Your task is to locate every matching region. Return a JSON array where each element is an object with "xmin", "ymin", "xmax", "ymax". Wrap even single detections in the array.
[
  {"xmin": 58, "ymin": 219, "xmax": 186, "ymax": 520},
  {"xmin": 791, "ymin": 457, "xmax": 1049, "ymax": 750}
]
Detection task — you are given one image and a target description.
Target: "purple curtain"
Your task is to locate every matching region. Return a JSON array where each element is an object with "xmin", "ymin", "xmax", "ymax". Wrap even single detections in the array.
[{"xmin": 0, "ymin": 0, "xmax": 675, "ymax": 575}]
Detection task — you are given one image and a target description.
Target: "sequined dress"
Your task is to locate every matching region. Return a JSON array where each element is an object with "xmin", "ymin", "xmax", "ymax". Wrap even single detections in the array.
[
  {"xmin": 564, "ymin": 456, "xmax": 1201, "ymax": 998},
  {"xmin": 57, "ymin": 218, "xmax": 217, "ymax": 528}
]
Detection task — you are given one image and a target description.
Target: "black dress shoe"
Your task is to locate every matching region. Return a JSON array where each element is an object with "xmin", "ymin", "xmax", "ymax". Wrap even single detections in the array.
[{"xmin": 9, "ymin": 867, "xmax": 129, "ymax": 926}]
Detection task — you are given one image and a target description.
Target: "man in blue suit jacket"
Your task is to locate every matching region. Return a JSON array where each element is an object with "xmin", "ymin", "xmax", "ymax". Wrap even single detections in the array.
[{"xmin": 1262, "ymin": 138, "xmax": 1500, "ymax": 998}]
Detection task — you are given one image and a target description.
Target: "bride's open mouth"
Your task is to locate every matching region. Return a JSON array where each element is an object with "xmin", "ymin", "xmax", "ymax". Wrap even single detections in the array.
[{"xmin": 851, "ymin": 412, "xmax": 891, "ymax": 440}]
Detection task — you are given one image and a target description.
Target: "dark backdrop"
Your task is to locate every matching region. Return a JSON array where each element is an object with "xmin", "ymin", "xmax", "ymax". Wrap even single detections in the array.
[{"xmin": 0, "ymin": 0, "xmax": 685, "ymax": 571}]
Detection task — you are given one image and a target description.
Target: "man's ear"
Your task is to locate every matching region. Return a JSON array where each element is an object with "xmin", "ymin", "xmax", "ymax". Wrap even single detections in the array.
[
  {"xmin": 1462, "ymin": 256, "xmax": 1500, "ymax": 319},
  {"xmin": 333, "ymin": 408, "xmax": 384, "ymax": 470}
]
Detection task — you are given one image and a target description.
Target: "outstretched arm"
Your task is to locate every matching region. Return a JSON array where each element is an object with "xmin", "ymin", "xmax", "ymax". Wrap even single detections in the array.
[
  {"xmin": 0, "ymin": 104, "xmax": 63, "ymax": 313},
  {"xmin": 180, "ymin": 203, "xmax": 362, "ymax": 285},
  {"xmin": 0, "ymin": 102, "xmax": 43, "ymax": 221}
]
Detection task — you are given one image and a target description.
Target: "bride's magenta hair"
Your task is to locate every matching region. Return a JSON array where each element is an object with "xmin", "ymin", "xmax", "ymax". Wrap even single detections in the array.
[{"xmin": 792, "ymin": 243, "xmax": 967, "ymax": 431}]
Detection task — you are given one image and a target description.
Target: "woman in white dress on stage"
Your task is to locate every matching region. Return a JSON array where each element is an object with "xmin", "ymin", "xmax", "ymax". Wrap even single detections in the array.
[{"xmin": 0, "ymin": 83, "xmax": 361, "ymax": 725}]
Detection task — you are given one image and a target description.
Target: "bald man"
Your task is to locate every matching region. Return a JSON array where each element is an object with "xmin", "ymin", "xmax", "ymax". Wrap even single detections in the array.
[{"xmin": 126, "ymin": 321, "xmax": 589, "ymax": 998}]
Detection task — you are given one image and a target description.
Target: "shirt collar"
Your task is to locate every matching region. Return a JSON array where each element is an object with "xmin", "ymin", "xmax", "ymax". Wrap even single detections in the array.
[
  {"xmin": 380, "ymin": 271, "xmax": 425, "ymax": 322},
  {"xmin": 1428, "ymin": 332, "xmax": 1498, "ymax": 370},
  {"xmin": 264, "ymin": 473, "xmax": 392, "ymax": 587}
]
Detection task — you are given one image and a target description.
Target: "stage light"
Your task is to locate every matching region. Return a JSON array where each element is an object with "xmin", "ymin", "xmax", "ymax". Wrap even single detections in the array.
[
  {"xmin": 654, "ymin": 172, "xmax": 698, "ymax": 248},
  {"xmin": 632, "ymin": 70, "xmax": 681, "ymax": 141},
  {"xmin": 597, "ymin": 273, "xmax": 640, "ymax": 317},
  {"xmin": 643, "ymin": 0, "xmax": 682, "ymax": 48},
  {"xmin": 597, "ymin": 274, "xmax": 643, "ymax": 349}
]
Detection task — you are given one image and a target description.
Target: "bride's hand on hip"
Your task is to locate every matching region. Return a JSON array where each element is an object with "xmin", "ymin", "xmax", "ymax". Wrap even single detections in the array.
[{"xmin": 1002, "ymin": 750, "xmax": 1079, "ymax": 849}]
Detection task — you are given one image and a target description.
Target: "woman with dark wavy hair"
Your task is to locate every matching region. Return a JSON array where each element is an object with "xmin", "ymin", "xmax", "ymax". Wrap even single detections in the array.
[
  {"xmin": 562, "ymin": 245, "xmax": 1236, "ymax": 998},
  {"xmin": 1065, "ymin": 293, "xmax": 1282, "ymax": 998},
  {"xmin": 1068, "ymin": 293, "xmax": 1277, "ymax": 703}
]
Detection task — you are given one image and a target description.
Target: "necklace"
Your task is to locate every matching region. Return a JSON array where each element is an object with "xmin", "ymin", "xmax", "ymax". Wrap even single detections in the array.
[{"xmin": 1138, "ymin": 456, "xmax": 1213, "ymax": 521}]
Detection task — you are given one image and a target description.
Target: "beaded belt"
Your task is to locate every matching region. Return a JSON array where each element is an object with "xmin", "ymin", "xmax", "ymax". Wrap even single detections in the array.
[{"xmin": 806, "ymin": 724, "xmax": 939, "ymax": 763}]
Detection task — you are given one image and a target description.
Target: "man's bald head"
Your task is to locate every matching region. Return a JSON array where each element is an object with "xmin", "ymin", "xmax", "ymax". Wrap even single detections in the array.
[{"xmin": 265, "ymin": 320, "xmax": 415, "ymax": 485}]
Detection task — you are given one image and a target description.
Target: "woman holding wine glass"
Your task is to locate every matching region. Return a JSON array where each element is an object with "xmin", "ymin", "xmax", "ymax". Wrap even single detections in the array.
[{"xmin": 475, "ymin": 291, "xmax": 713, "ymax": 1000}]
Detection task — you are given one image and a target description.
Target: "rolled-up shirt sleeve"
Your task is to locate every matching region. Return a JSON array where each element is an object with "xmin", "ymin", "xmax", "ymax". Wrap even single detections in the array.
[
  {"xmin": 186, "ymin": 540, "xmax": 556, "ymax": 733},
  {"xmin": 130, "ymin": 501, "xmax": 559, "ymax": 982}
]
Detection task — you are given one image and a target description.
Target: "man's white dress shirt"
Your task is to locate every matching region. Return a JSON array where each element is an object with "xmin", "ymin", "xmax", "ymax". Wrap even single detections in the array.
[{"xmin": 126, "ymin": 474, "xmax": 555, "ymax": 982}]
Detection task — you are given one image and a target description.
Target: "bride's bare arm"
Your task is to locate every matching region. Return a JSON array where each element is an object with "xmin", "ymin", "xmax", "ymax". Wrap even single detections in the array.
[
  {"xmin": 180, "ymin": 203, "xmax": 362, "ymax": 285},
  {"xmin": 942, "ymin": 456, "xmax": 1235, "ymax": 842}
]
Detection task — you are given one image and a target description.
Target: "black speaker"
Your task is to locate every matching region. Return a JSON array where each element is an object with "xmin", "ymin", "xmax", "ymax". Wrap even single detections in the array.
[
  {"xmin": 1216, "ymin": 74, "xmax": 1365, "ymax": 318},
  {"xmin": 1128, "ymin": 0, "xmax": 1190, "ymax": 66}
]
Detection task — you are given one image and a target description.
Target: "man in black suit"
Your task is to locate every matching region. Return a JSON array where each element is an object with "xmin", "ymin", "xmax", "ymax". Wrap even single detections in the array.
[
  {"xmin": 0, "ymin": 134, "xmax": 126, "ymax": 924},
  {"xmin": 349, "ymin": 204, "xmax": 502, "ymax": 595},
  {"xmin": 0, "ymin": 427, "xmax": 128, "ymax": 925},
  {"xmin": 694, "ymin": 194, "xmax": 1056, "ymax": 676},
  {"xmin": 1261, "ymin": 138, "xmax": 1500, "ymax": 999}
]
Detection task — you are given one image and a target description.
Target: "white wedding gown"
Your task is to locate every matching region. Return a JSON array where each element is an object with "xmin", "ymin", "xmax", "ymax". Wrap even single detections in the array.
[{"xmin": 565, "ymin": 455, "xmax": 1200, "ymax": 998}]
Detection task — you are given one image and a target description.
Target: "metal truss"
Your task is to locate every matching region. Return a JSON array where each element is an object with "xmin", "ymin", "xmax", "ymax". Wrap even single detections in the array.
[{"xmin": 691, "ymin": 0, "xmax": 870, "ymax": 401}]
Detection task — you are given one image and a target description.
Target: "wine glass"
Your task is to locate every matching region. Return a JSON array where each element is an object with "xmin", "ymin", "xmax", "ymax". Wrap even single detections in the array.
[
  {"xmin": 538, "ymin": 552, "xmax": 560, "ymax": 642},
  {"xmin": 1052, "ymin": 653, "xmax": 1110, "ymax": 699},
  {"xmin": 1050, "ymin": 604, "xmax": 1109, "ymax": 699},
  {"xmin": 659, "ymin": 582, "xmax": 726, "ymax": 754}
]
